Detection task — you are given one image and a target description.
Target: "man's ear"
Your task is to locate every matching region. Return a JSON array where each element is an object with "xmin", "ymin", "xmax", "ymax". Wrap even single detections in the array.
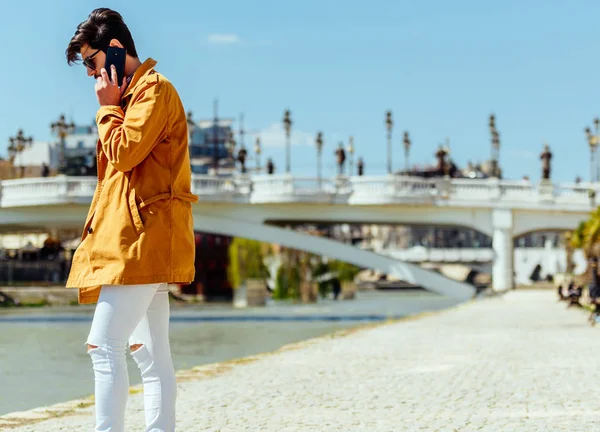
[{"xmin": 108, "ymin": 39, "xmax": 124, "ymax": 49}]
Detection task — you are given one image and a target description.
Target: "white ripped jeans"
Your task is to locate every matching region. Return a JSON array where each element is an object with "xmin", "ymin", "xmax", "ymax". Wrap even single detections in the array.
[{"xmin": 86, "ymin": 283, "xmax": 176, "ymax": 432}]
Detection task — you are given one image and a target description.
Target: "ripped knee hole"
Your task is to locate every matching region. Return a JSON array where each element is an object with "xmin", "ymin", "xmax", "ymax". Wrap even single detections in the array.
[
  {"xmin": 86, "ymin": 343, "xmax": 144, "ymax": 353},
  {"xmin": 130, "ymin": 344, "xmax": 144, "ymax": 352}
]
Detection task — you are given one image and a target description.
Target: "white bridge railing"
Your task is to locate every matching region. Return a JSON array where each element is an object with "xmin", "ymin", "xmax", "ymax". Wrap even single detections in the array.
[
  {"xmin": 0, "ymin": 174, "xmax": 598, "ymax": 209},
  {"xmin": 1, "ymin": 176, "xmax": 98, "ymax": 207}
]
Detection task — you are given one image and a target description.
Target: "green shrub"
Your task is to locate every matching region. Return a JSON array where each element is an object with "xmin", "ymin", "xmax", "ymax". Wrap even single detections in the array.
[
  {"xmin": 327, "ymin": 260, "xmax": 361, "ymax": 282},
  {"xmin": 228, "ymin": 238, "xmax": 269, "ymax": 289},
  {"xmin": 274, "ymin": 255, "xmax": 301, "ymax": 300}
]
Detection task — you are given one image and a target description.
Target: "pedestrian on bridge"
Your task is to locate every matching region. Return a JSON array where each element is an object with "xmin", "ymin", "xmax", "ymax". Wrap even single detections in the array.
[{"xmin": 64, "ymin": 8, "xmax": 198, "ymax": 431}]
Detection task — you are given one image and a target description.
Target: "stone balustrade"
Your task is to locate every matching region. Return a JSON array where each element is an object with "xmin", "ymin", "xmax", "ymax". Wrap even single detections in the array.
[{"xmin": 0, "ymin": 174, "xmax": 597, "ymax": 209}]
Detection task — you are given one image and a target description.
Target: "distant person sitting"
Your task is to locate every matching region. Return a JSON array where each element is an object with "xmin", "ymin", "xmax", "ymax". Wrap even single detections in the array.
[
  {"xmin": 557, "ymin": 283, "xmax": 567, "ymax": 301},
  {"xmin": 566, "ymin": 282, "xmax": 583, "ymax": 308}
]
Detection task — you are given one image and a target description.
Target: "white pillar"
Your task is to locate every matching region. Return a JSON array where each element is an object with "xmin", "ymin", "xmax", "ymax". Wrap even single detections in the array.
[
  {"xmin": 492, "ymin": 209, "xmax": 513, "ymax": 291},
  {"xmin": 544, "ymin": 237, "xmax": 554, "ymax": 277}
]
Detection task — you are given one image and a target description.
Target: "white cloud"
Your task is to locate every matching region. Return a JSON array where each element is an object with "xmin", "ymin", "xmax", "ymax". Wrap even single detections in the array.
[
  {"xmin": 207, "ymin": 34, "xmax": 240, "ymax": 45},
  {"xmin": 255, "ymin": 123, "xmax": 315, "ymax": 148}
]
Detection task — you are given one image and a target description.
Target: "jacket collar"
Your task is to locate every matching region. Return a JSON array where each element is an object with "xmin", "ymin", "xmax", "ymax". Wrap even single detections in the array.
[{"xmin": 122, "ymin": 58, "xmax": 158, "ymax": 99}]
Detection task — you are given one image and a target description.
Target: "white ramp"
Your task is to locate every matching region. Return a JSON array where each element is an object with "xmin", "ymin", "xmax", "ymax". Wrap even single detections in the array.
[{"xmin": 195, "ymin": 215, "xmax": 476, "ymax": 301}]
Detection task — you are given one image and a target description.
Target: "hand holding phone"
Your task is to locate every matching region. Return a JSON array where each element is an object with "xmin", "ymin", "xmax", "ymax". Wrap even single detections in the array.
[
  {"xmin": 105, "ymin": 46, "xmax": 126, "ymax": 86},
  {"xmin": 95, "ymin": 46, "xmax": 127, "ymax": 106}
]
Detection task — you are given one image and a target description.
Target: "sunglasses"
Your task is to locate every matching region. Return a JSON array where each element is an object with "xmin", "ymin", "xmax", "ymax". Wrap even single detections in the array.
[{"xmin": 82, "ymin": 49, "xmax": 102, "ymax": 70}]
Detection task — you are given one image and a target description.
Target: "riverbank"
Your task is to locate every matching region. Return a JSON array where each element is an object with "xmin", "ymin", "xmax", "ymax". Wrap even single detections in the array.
[
  {"xmin": 0, "ymin": 290, "xmax": 459, "ymax": 417},
  {"xmin": 0, "ymin": 286, "xmax": 77, "ymax": 307},
  {"xmin": 3, "ymin": 289, "xmax": 599, "ymax": 431}
]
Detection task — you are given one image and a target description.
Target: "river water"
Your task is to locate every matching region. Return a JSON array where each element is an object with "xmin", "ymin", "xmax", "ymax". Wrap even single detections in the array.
[{"xmin": 0, "ymin": 290, "xmax": 461, "ymax": 415}]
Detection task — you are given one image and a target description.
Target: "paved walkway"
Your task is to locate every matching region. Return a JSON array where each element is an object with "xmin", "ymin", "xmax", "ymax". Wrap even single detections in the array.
[{"xmin": 3, "ymin": 290, "xmax": 600, "ymax": 431}]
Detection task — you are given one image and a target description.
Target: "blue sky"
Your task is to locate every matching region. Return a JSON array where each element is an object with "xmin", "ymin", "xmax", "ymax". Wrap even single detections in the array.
[{"xmin": 1, "ymin": 0, "xmax": 600, "ymax": 181}]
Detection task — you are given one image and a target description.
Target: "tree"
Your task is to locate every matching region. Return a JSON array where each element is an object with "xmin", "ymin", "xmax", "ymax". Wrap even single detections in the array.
[
  {"xmin": 274, "ymin": 248, "xmax": 300, "ymax": 300},
  {"xmin": 570, "ymin": 221, "xmax": 587, "ymax": 252},
  {"xmin": 568, "ymin": 212, "xmax": 600, "ymax": 279},
  {"xmin": 584, "ymin": 208, "xmax": 600, "ymax": 257},
  {"xmin": 227, "ymin": 238, "xmax": 269, "ymax": 289},
  {"xmin": 327, "ymin": 259, "xmax": 361, "ymax": 282}
]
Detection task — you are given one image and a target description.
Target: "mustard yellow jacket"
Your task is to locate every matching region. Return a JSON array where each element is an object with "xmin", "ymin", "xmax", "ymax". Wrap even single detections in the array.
[{"xmin": 66, "ymin": 58, "xmax": 198, "ymax": 304}]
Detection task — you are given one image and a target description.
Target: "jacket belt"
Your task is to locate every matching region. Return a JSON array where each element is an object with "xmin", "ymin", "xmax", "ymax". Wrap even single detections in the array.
[{"xmin": 138, "ymin": 188, "xmax": 199, "ymax": 209}]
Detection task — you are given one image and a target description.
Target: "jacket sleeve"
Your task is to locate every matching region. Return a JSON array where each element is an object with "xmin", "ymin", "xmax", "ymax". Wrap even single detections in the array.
[{"xmin": 96, "ymin": 80, "xmax": 168, "ymax": 172}]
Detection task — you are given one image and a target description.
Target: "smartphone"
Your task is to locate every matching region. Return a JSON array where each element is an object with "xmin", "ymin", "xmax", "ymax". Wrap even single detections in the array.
[{"xmin": 105, "ymin": 46, "xmax": 126, "ymax": 86}]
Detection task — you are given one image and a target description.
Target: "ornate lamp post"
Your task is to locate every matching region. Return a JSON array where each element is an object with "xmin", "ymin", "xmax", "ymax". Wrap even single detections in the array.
[
  {"xmin": 254, "ymin": 137, "xmax": 262, "ymax": 172},
  {"xmin": 596, "ymin": 118, "xmax": 600, "ymax": 182},
  {"xmin": 347, "ymin": 136, "xmax": 355, "ymax": 176},
  {"xmin": 492, "ymin": 130, "xmax": 500, "ymax": 176},
  {"xmin": 403, "ymin": 131, "xmax": 411, "ymax": 172},
  {"xmin": 186, "ymin": 111, "xmax": 195, "ymax": 156},
  {"xmin": 585, "ymin": 126, "xmax": 597, "ymax": 182},
  {"xmin": 488, "ymin": 114, "xmax": 501, "ymax": 178},
  {"xmin": 586, "ymin": 117, "xmax": 600, "ymax": 182},
  {"xmin": 8, "ymin": 129, "xmax": 33, "ymax": 178},
  {"xmin": 315, "ymin": 131, "xmax": 324, "ymax": 187},
  {"xmin": 51, "ymin": 114, "xmax": 75, "ymax": 174},
  {"xmin": 385, "ymin": 110, "xmax": 393, "ymax": 174},
  {"xmin": 283, "ymin": 109, "xmax": 292, "ymax": 174},
  {"xmin": 335, "ymin": 142, "xmax": 346, "ymax": 176}
]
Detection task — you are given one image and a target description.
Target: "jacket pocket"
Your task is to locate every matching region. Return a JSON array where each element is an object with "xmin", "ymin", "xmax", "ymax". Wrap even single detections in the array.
[
  {"xmin": 128, "ymin": 189, "xmax": 145, "ymax": 236},
  {"xmin": 81, "ymin": 209, "xmax": 96, "ymax": 241}
]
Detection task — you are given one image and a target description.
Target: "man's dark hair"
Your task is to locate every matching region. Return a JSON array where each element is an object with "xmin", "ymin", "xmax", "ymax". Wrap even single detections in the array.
[{"xmin": 66, "ymin": 8, "xmax": 138, "ymax": 65}]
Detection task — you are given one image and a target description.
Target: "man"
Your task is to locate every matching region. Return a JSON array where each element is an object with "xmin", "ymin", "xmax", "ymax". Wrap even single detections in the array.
[{"xmin": 64, "ymin": 8, "xmax": 197, "ymax": 431}]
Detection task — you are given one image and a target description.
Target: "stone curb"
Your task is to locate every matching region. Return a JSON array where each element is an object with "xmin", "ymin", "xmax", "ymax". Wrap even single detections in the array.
[{"xmin": 0, "ymin": 297, "xmax": 475, "ymax": 430}]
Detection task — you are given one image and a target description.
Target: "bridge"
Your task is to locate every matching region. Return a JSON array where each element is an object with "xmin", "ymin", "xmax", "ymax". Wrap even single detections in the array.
[{"xmin": 0, "ymin": 175, "xmax": 594, "ymax": 299}]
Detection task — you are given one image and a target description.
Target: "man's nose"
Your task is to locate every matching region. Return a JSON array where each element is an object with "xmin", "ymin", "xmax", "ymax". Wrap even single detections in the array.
[{"xmin": 87, "ymin": 67, "xmax": 95, "ymax": 78}]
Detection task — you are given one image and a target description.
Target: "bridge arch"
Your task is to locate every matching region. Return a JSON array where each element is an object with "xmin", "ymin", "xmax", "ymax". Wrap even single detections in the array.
[
  {"xmin": 512, "ymin": 211, "xmax": 587, "ymax": 238},
  {"xmin": 194, "ymin": 215, "xmax": 475, "ymax": 302}
]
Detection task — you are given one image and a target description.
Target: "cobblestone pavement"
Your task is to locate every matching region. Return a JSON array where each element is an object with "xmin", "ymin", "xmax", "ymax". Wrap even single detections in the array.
[{"xmin": 4, "ymin": 290, "xmax": 600, "ymax": 431}]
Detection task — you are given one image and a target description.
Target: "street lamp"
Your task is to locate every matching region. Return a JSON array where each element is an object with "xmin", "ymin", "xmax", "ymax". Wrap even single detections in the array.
[
  {"xmin": 254, "ymin": 137, "xmax": 262, "ymax": 172},
  {"xmin": 283, "ymin": 109, "xmax": 292, "ymax": 174},
  {"xmin": 492, "ymin": 130, "xmax": 500, "ymax": 177},
  {"xmin": 51, "ymin": 114, "xmax": 75, "ymax": 174},
  {"xmin": 403, "ymin": 131, "xmax": 411, "ymax": 172},
  {"xmin": 347, "ymin": 136, "xmax": 355, "ymax": 176},
  {"xmin": 315, "ymin": 131, "xmax": 324, "ymax": 187},
  {"xmin": 186, "ymin": 111, "xmax": 196, "ymax": 159},
  {"xmin": 385, "ymin": 110, "xmax": 393, "ymax": 174},
  {"xmin": 586, "ymin": 126, "xmax": 597, "ymax": 182},
  {"xmin": 594, "ymin": 117, "xmax": 600, "ymax": 181},
  {"xmin": 488, "ymin": 113, "xmax": 501, "ymax": 178},
  {"xmin": 238, "ymin": 113, "xmax": 246, "ymax": 152},
  {"xmin": 8, "ymin": 129, "xmax": 33, "ymax": 178},
  {"xmin": 335, "ymin": 142, "xmax": 346, "ymax": 176}
]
